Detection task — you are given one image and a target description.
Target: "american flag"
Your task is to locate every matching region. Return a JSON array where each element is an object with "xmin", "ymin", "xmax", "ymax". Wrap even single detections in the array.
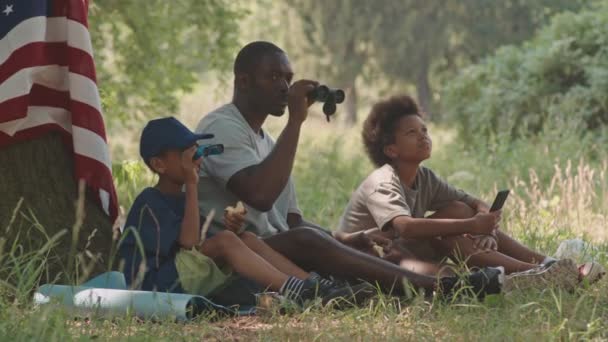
[{"xmin": 0, "ymin": 0, "xmax": 118, "ymax": 222}]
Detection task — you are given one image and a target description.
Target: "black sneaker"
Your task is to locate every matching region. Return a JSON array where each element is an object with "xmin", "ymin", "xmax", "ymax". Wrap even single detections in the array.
[
  {"xmin": 439, "ymin": 266, "xmax": 504, "ymax": 300},
  {"xmin": 297, "ymin": 278, "xmax": 376, "ymax": 308}
]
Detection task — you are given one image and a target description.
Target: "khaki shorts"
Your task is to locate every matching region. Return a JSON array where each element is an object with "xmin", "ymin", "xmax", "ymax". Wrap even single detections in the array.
[{"xmin": 175, "ymin": 249, "xmax": 233, "ymax": 296}]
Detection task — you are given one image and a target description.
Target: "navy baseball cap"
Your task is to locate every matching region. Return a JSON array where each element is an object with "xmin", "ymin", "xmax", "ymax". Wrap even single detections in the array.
[{"xmin": 140, "ymin": 117, "xmax": 214, "ymax": 161}]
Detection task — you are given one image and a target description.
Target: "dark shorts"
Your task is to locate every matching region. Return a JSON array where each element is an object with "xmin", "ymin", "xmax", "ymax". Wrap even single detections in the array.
[{"xmin": 393, "ymin": 237, "xmax": 445, "ymax": 263}]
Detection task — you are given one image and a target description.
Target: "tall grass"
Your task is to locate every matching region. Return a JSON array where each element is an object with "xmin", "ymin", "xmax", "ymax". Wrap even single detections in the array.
[{"xmin": 1, "ymin": 122, "xmax": 607, "ymax": 340}]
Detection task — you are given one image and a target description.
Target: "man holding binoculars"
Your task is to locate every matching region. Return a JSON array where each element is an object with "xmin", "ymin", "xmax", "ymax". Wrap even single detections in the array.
[{"xmin": 194, "ymin": 41, "xmax": 501, "ymax": 305}]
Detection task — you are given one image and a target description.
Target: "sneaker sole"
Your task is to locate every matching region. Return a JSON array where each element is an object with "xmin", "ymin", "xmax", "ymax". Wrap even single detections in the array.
[
  {"xmin": 503, "ymin": 258, "xmax": 579, "ymax": 292},
  {"xmin": 580, "ymin": 262, "xmax": 606, "ymax": 284}
]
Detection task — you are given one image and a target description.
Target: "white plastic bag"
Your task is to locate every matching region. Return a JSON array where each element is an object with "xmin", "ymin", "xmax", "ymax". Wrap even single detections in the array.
[{"xmin": 554, "ymin": 238, "xmax": 598, "ymax": 263}]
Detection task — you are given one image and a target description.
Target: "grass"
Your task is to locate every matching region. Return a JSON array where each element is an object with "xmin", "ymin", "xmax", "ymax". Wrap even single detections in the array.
[{"xmin": 2, "ymin": 110, "xmax": 608, "ymax": 340}]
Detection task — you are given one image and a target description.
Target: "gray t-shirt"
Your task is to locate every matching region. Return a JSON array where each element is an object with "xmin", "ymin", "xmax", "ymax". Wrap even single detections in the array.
[
  {"xmin": 194, "ymin": 103, "xmax": 301, "ymax": 237},
  {"xmin": 338, "ymin": 164, "xmax": 475, "ymax": 233}
]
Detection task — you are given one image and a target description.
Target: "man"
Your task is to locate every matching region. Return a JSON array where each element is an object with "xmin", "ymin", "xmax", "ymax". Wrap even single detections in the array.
[{"xmin": 194, "ymin": 41, "xmax": 501, "ymax": 305}]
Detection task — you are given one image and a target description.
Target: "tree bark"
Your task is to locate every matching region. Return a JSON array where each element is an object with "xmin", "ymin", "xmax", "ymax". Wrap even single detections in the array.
[
  {"xmin": 416, "ymin": 67, "xmax": 433, "ymax": 119},
  {"xmin": 344, "ymin": 83, "xmax": 358, "ymax": 126},
  {"xmin": 0, "ymin": 133, "xmax": 114, "ymax": 285}
]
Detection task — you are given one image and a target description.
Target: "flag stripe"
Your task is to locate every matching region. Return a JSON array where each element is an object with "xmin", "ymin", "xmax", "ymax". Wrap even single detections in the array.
[
  {"xmin": 0, "ymin": 65, "xmax": 102, "ymax": 117},
  {"xmin": 74, "ymin": 154, "xmax": 118, "ymax": 219},
  {"xmin": 0, "ymin": 42, "xmax": 96, "ymax": 85},
  {"xmin": 0, "ymin": 84, "xmax": 107, "ymax": 139},
  {"xmin": 73, "ymin": 125, "xmax": 111, "ymax": 169},
  {"xmin": 0, "ymin": 105, "xmax": 110, "ymax": 169},
  {"xmin": 0, "ymin": 17, "xmax": 93, "ymax": 66},
  {"xmin": 0, "ymin": 106, "xmax": 71, "ymax": 137},
  {"xmin": 49, "ymin": 0, "xmax": 88, "ymax": 27}
]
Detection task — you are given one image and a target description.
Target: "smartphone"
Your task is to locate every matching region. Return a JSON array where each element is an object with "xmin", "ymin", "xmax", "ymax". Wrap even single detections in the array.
[
  {"xmin": 490, "ymin": 190, "xmax": 510, "ymax": 212},
  {"xmin": 193, "ymin": 144, "xmax": 224, "ymax": 160}
]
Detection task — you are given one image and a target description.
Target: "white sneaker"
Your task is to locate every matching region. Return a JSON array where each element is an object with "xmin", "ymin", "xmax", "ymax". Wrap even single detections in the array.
[
  {"xmin": 579, "ymin": 262, "xmax": 606, "ymax": 285},
  {"xmin": 503, "ymin": 258, "xmax": 579, "ymax": 292}
]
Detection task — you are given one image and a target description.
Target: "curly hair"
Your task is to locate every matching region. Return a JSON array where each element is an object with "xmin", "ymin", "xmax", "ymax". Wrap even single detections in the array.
[{"xmin": 362, "ymin": 95, "xmax": 423, "ymax": 167}]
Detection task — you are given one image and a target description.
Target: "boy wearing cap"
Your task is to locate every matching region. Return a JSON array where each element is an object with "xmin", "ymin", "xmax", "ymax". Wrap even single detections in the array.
[{"xmin": 117, "ymin": 117, "xmax": 369, "ymax": 305}]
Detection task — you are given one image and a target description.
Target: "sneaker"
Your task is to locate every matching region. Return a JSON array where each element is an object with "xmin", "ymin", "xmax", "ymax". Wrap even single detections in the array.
[
  {"xmin": 297, "ymin": 278, "xmax": 376, "ymax": 308},
  {"xmin": 503, "ymin": 258, "xmax": 579, "ymax": 292},
  {"xmin": 439, "ymin": 266, "xmax": 504, "ymax": 300},
  {"xmin": 579, "ymin": 262, "xmax": 606, "ymax": 285}
]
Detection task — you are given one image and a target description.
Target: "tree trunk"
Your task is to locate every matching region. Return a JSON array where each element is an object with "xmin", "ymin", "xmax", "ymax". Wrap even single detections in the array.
[
  {"xmin": 0, "ymin": 133, "xmax": 114, "ymax": 285},
  {"xmin": 344, "ymin": 83, "xmax": 358, "ymax": 126},
  {"xmin": 416, "ymin": 68, "xmax": 433, "ymax": 120}
]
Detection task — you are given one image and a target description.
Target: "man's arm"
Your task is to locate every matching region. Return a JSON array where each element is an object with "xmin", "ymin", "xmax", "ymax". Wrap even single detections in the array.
[
  {"xmin": 227, "ymin": 80, "xmax": 316, "ymax": 212},
  {"xmin": 286, "ymin": 213, "xmax": 331, "ymax": 234}
]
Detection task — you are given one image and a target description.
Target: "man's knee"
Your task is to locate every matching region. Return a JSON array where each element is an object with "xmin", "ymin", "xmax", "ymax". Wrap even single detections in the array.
[
  {"xmin": 433, "ymin": 201, "xmax": 475, "ymax": 219},
  {"xmin": 239, "ymin": 231, "xmax": 258, "ymax": 243}
]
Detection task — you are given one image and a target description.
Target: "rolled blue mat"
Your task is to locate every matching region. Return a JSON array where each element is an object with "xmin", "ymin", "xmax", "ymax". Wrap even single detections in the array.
[{"xmin": 33, "ymin": 272, "xmax": 254, "ymax": 321}]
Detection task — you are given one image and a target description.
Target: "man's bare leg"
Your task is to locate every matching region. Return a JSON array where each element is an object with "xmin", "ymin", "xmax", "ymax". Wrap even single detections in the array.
[
  {"xmin": 239, "ymin": 231, "xmax": 311, "ymax": 280},
  {"xmin": 262, "ymin": 227, "xmax": 438, "ymax": 293},
  {"xmin": 399, "ymin": 258, "xmax": 456, "ymax": 277}
]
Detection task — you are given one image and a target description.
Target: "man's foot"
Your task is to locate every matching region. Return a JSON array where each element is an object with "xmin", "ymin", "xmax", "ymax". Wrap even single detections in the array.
[
  {"xmin": 579, "ymin": 262, "xmax": 606, "ymax": 285},
  {"xmin": 503, "ymin": 258, "xmax": 579, "ymax": 292},
  {"xmin": 438, "ymin": 266, "xmax": 504, "ymax": 300}
]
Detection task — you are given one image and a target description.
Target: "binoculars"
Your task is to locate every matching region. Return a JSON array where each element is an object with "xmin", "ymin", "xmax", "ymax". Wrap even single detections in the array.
[
  {"xmin": 308, "ymin": 85, "xmax": 345, "ymax": 122},
  {"xmin": 193, "ymin": 144, "xmax": 224, "ymax": 160}
]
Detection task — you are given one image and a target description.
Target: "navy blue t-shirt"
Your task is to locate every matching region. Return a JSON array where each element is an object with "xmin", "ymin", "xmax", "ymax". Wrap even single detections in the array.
[{"xmin": 118, "ymin": 187, "xmax": 186, "ymax": 292}]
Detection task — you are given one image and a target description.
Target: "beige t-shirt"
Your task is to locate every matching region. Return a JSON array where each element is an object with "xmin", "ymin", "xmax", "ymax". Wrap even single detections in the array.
[
  {"xmin": 338, "ymin": 164, "xmax": 476, "ymax": 233},
  {"xmin": 194, "ymin": 103, "xmax": 301, "ymax": 237}
]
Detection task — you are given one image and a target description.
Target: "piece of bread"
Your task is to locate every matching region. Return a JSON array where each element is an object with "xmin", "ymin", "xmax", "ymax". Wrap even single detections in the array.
[
  {"xmin": 225, "ymin": 201, "xmax": 247, "ymax": 215},
  {"xmin": 225, "ymin": 201, "xmax": 247, "ymax": 234},
  {"xmin": 372, "ymin": 243, "xmax": 385, "ymax": 258}
]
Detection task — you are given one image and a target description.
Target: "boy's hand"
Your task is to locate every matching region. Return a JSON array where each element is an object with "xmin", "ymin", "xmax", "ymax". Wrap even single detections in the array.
[
  {"xmin": 475, "ymin": 202, "xmax": 502, "ymax": 231},
  {"xmin": 224, "ymin": 201, "xmax": 247, "ymax": 235},
  {"xmin": 181, "ymin": 146, "xmax": 201, "ymax": 184},
  {"xmin": 471, "ymin": 211, "xmax": 501, "ymax": 235},
  {"xmin": 476, "ymin": 202, "xmax": 491, "ymax": 214},
  {"xmin": 470, "ymin": 235, "xmax": 498, "ymax": 251},
  {"xmin": 335, "ymin": 231, "xmax": 392, "ymax": 257},
  {"xmin": 288, "ymin": 79, "xmax": 318, "ymax": 124}
]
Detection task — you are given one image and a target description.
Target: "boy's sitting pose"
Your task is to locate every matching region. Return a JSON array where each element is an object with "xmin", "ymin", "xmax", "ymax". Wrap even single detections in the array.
[
  {"xmin": 117, "ymin": 117, "xmax": 369, "ymax": 305},
  {"xmin": 337, "ymin": 95, "xmax": 604, "ymax": 291}
]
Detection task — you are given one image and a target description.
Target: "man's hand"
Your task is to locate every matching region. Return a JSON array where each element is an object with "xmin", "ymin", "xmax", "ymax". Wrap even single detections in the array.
[
  {"xmin": 224, "ymin": 201, "xmax": 247, "ymax": 235},
  {"xmin": 181, "ymin": 146, "xmax": 201, "ymax": 185},
  {"xmin": 471, "ymin": 210, "xmax": 501, "ymax": 235},
  {"xmin": 287, "ymin": 80, "xmax": 318, "ymax": 124}
]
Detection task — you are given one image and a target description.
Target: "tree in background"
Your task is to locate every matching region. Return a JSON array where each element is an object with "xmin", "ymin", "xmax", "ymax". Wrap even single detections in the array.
[
  {"xmin": 283, "ymin": 0, "xmax": 584, "ymax": 121},
  {"xmin": 89, "ymin": 0, "xmax": 242, "ymax": 127},
  {"xmin": 285, "ymin": 0, "xmax": 375, "ymax": 125},
  {"xmin": 369, "ymin": 0, "xmax": 584, "ymax": 119},
  {"xmin": 443, "ymin": 2, "xmax": 608, "ymax": 145}
]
